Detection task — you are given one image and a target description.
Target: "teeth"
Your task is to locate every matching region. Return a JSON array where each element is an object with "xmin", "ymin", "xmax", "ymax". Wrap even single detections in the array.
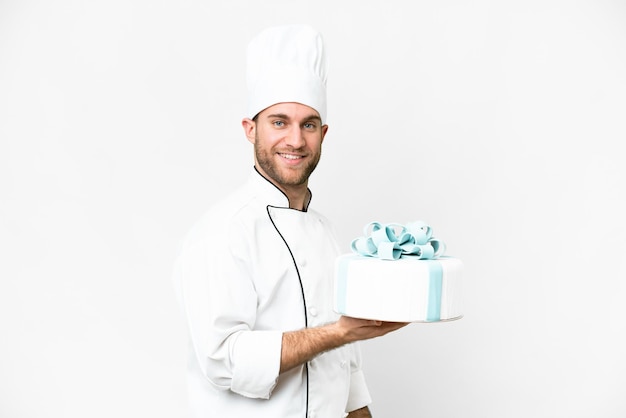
[{"xmin": 280, "ymin": 154, "xmax": 302, "ymax": 160}]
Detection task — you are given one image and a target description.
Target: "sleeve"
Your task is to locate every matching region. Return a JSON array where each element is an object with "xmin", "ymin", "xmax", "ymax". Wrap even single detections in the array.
[
  {"xmin": 345, "ymin": 342, "xmax": 372, "ymax": 412},
  {"xmin": 172, "ymin": 216, "xmax": 283, "ymax": 399}
]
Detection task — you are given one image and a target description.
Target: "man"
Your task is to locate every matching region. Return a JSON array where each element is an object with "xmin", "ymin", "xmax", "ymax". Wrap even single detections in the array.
[{"xmin": 173, "ymin": 24, "xmax": 407, "ymax": 417}]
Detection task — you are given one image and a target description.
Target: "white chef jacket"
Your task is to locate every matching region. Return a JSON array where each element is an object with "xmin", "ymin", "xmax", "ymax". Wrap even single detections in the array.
[{"xmin": 172, "ymin": 168, "xmax": 372, "ymax": 418}]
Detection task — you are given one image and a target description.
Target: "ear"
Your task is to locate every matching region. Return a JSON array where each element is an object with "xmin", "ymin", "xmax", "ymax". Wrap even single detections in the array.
[
  {"xmin": 241, "ymin": 118, "xmax": 256, "ymax": 144},
  {"xmin": 321, "ymin": 124, "xmax": 329, "ymax": 143}
]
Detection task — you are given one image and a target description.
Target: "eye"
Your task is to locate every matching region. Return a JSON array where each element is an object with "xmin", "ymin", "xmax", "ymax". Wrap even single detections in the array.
[
  {"xmin": 303, "ymin": 122, "xmax": 317, "ymax": 130},
  {"xmin": 273, "ymin": 120, "xmax": 285, "ymax": 127}
]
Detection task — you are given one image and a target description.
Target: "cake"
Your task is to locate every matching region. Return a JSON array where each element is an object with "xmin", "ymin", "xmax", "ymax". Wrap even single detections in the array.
[{"xmin": 333, "ymin": 221, "xmax": 463, "ymax": 322}]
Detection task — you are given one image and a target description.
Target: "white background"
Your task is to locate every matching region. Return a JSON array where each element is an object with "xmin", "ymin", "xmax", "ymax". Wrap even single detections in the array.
[{"xmin": 1, "ymin": 1, "xmax": 625, "ymax": 417}]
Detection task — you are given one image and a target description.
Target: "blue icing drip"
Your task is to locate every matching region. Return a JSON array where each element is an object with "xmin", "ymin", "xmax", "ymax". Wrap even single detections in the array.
[
  {"xmin": 335, "ymin": 257, "xmax": 353, "ymax": 314},
  {"xmin": 426, "ymin": 261, "xmax": 443, "ymax": 322}
]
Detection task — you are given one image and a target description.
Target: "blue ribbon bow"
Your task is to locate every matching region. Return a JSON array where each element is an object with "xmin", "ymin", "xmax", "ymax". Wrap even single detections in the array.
[{"xmin": 350, "ymin": 221, "xmax": 445, "ymax": 260}]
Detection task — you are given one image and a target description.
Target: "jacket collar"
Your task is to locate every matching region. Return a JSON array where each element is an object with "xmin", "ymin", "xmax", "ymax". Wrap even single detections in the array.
[{"xmin": 248, "ymin": 167, "xmax": 313, "ymax": 211}]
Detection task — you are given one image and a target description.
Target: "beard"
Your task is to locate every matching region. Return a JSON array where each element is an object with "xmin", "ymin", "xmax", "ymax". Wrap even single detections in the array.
[{"xmin": 254, "ymin": 134, "xmax": 322, "ymax": 188}]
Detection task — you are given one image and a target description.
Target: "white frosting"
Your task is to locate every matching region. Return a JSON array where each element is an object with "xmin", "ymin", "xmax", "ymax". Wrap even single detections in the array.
[{"xmin": 333, "ymin": 255, "xmax": 463, "ymax": 322}]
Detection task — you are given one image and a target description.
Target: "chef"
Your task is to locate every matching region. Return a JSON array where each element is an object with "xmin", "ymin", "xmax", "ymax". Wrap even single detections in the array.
[{"xmin": 172, "ymin": 24, "xmax": 407, "ymax": 418}]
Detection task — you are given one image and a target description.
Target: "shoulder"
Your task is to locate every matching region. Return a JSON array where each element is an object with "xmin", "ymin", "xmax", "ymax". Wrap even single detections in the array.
[{"xmin": 179, "ymin": 183, "xmax": 266, "ymax": 251}]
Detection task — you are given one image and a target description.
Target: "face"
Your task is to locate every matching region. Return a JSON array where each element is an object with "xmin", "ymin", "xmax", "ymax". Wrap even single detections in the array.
[{"xmin": 242, "ymin": 102, "xmax": 328, "ymax": 192}]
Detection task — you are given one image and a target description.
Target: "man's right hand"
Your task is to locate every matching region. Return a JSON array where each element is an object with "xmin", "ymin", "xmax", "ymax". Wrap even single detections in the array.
[
  {"xmin": 280, "ymin": 316, "xmax": 409, "ymax": 373},
  {"xmin": 335, "ymin": 315, "xmax": 409, "ymax": 343}
]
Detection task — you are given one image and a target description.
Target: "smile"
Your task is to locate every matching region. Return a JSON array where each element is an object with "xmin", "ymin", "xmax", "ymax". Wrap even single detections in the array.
[{"xmin": 278, "ymin": 153, "xmax": 304, "ymax": 160}]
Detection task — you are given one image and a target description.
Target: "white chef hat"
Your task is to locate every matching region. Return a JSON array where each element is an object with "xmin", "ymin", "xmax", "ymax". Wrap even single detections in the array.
[{"xmin": 246, "ymin": 24, "xmax": 328, "ymax": 123}]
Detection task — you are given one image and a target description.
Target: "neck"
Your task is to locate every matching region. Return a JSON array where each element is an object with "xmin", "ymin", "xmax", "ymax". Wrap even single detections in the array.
[
  {"xmin": 286, "ymin": 187, "xmax": 311, "ymax": 211},
  {"xmin": 276, "ymin": 182, "xmax": 310, "ymax": 211},
  {"xmin": 254, "ymin": 166, "xmax": 310, "ymax": 210}
]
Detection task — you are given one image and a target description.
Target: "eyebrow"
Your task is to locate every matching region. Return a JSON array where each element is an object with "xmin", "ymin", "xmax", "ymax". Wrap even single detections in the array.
[{"xmin": 266, "ymin": 113, "xmax": 322, "ymax": 123}]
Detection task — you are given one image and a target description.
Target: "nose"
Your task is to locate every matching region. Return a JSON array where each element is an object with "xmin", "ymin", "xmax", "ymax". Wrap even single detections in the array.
[{"xmin": 284, "ymin": 126, "xmax": 306, "ymax": 148}]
